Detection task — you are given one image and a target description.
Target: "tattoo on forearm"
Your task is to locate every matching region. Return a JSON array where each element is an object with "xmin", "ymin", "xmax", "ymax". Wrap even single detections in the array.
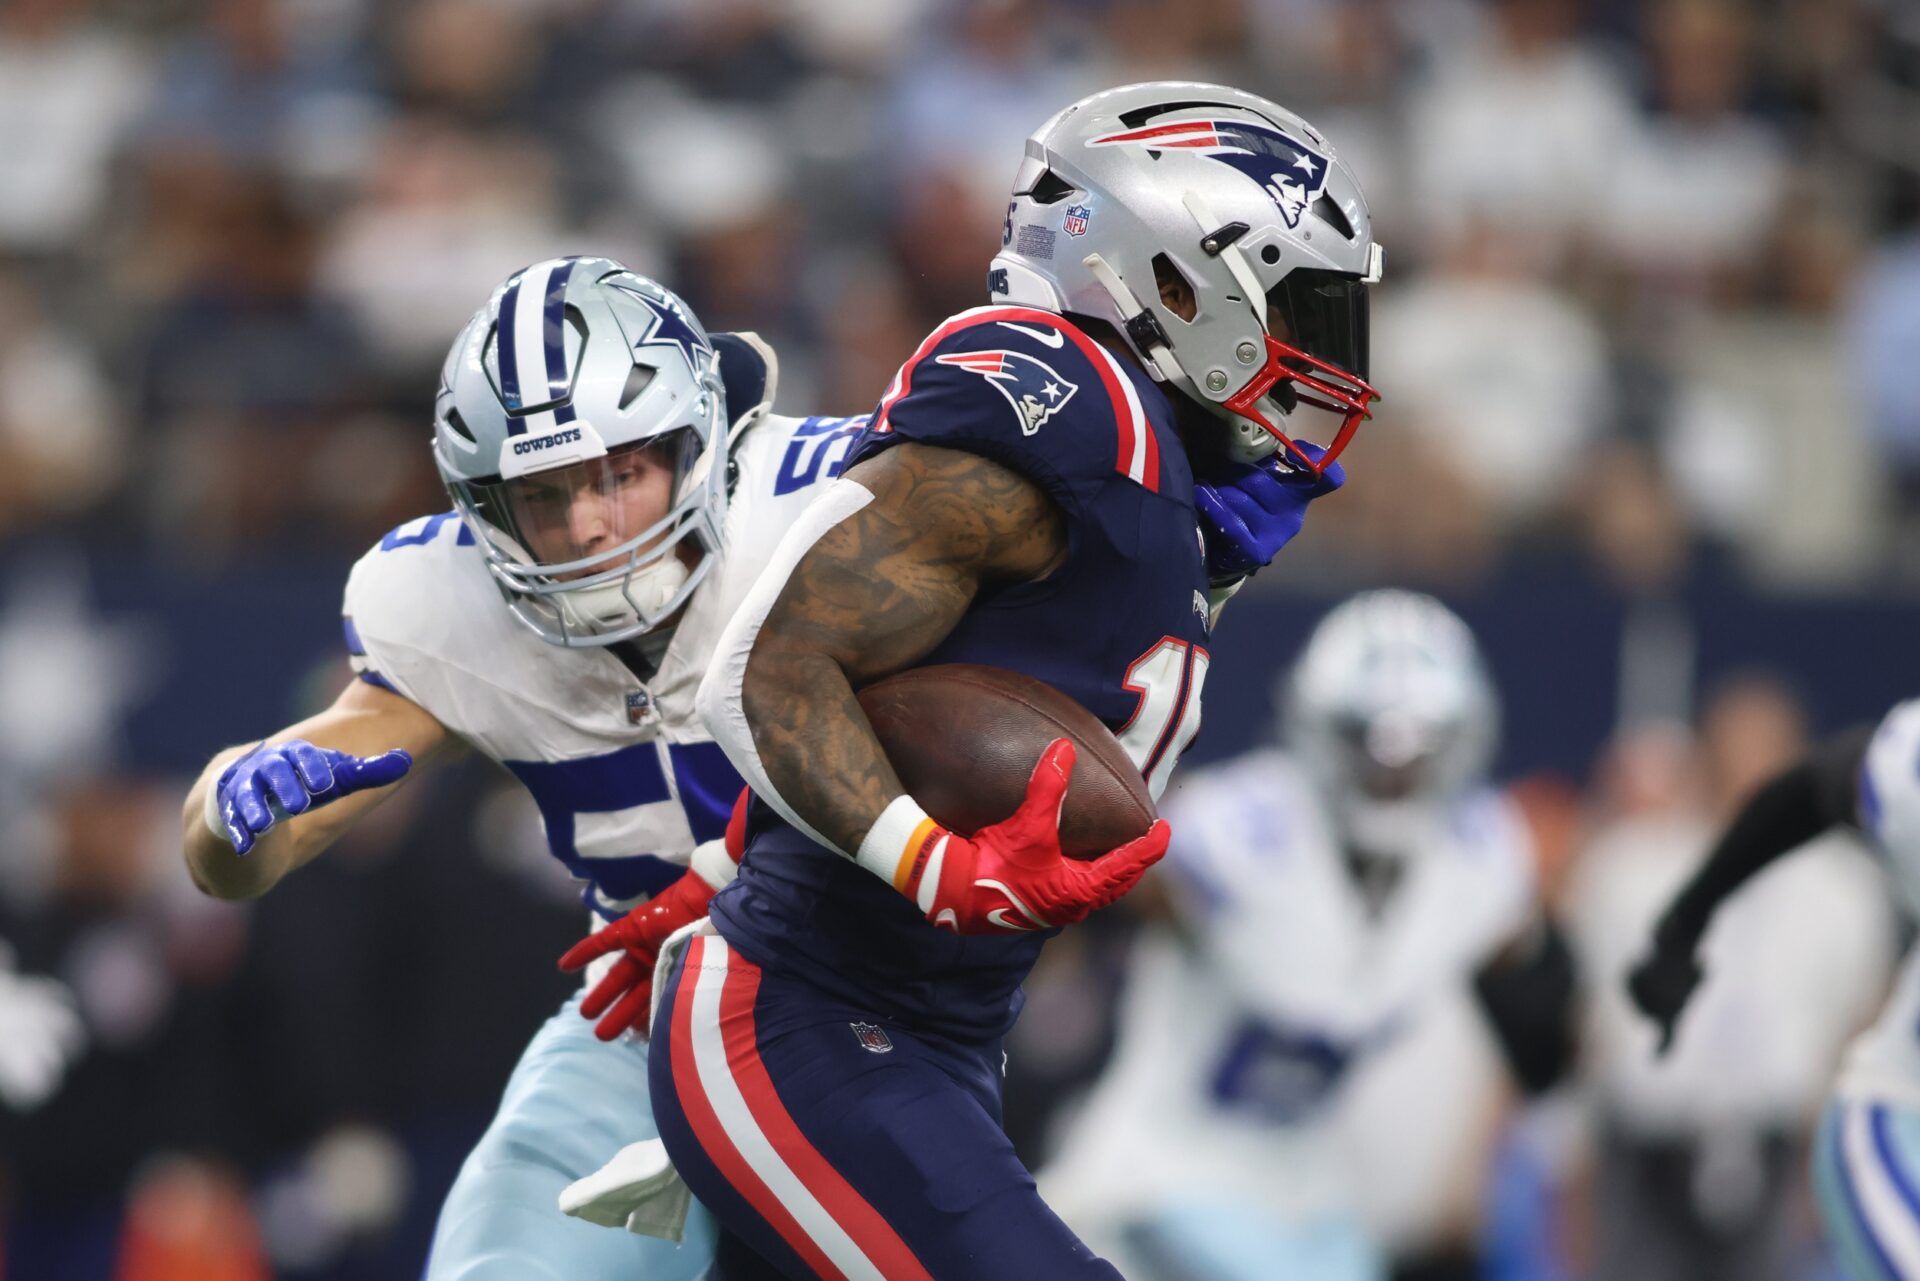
[{"xmin": 743, "ymin": 443, "xmax": 1066, "ymax": 855}]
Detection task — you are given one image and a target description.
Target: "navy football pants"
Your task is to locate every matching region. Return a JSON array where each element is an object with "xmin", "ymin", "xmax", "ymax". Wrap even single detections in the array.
[{"xmin": 650, "ymin": 933, "xmax": 1123, "ymax": 1280}]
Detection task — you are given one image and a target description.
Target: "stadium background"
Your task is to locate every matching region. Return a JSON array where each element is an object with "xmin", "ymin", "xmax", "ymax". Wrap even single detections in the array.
[{"xmin": 1, "ymin": 0, "xmax": 1917, "ymax": 1276}]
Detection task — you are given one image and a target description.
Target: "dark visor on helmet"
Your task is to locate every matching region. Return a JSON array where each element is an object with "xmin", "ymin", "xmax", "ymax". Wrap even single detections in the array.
[
  {"xmin": 1267, "ymin": 268, "xmax": 1369, "ymax": 382},
  {"xmin": 1221, "ymin": 267, "xmax": 1379, "ymax": 477}
]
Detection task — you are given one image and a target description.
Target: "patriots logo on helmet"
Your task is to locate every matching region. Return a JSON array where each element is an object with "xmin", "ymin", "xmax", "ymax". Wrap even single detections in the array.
[
  {"xmin": 936, "ymin": 350, "xmax": 1079, "ymax": 436},
  {"xmin": 1087, "ymin": 118, "xmax": 1331, "ymax": 230}
]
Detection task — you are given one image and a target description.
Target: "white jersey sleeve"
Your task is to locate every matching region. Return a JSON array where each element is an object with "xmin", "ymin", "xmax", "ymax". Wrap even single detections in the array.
[{"xmin": 341, "ymin": 511, "xmax": 489, "ymax": 719}]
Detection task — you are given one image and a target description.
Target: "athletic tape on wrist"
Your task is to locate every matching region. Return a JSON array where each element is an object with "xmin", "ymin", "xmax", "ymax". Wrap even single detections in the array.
[{"xmin": 854, "ymin": 795, "xmax": 940, "ymax": 891}]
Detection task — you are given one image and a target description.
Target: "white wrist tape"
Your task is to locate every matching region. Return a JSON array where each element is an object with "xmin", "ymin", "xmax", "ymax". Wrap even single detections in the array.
[
  {"xmin": 854, "ymin": 795, "xmax": 937, "ymax": 889},
  {"xmin": 204, "ymin": 774, "xmax": 232, "ymax": 841}
]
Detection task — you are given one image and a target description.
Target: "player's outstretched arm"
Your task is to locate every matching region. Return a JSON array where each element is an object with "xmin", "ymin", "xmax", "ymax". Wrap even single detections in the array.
[
  {"xmin": 181, "ymin": 678, "xmax": 450, "ymax": 901},
  {"xmin": 1627, "ymin": 726, "xmax": 1870, "ymax": 1051}
]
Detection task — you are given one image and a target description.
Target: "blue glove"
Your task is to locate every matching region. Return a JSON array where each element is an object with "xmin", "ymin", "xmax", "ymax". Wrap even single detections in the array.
[
  {"xmin": 1193, "ymin": 441, "xmax": 1346, "ymax": 582},
  {"xmin": 211, "ymin": 741, "xmax": 413, "ymax": 854}
]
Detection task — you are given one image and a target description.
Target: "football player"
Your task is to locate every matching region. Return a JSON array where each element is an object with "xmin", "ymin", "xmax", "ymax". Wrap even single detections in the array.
[
  {"xmin": 1630, "ymin": 700, "xmax": 1920, "ymax": 1280},
  {"xmin": 180, "ymin": 257, "xmax": 869, "ymax": 1280},
  {"xmin": 1042, "ymin": 591, "xmax": 1572, "ymax": 1281},
  {"xmin": 566, "ymin": 82, "xmax": 1381, "ymax": 1279}
]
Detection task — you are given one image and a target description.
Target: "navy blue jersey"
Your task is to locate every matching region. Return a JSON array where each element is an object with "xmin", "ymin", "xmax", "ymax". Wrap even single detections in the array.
[{"xmin": 710, "ymin": 305, "xmax": 1214, "ymax": 1040}]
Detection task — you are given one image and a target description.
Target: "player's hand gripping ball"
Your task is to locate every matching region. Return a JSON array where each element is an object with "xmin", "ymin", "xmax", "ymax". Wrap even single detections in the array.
[
  {"xmin": 857, "ymin": 664, "xmax": 1171, "ymax": 933},
  {"xmin": 893, "ymin": 738, "xmax": 1170, "ymax": 934},
  {"xmin": 211, "ymin": 740, "xmax": 412, "ymax": 854},
  {"xmin": 857, "ymin": 664, "xmax": 1159, "ymax": 857}
]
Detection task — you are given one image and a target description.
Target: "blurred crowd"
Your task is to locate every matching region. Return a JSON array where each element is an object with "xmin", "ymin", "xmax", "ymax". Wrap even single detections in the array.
[
  {"xmin": 1, "ymin": 0, "xmax": 1917, "ymax": 585},
  {"xmin": 3, "ymin": 0, "xmax": 1919, "ymax": 1276}
]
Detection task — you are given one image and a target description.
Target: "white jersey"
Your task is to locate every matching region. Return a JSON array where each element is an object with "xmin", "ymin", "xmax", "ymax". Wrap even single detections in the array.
[
  {"xmin": 341, "ymin": 410, "xmax": 865, "ymax": 918},
  {"xmin": 1042, "ymin": 748, "xmax": 1533, "ymax": 1246},
  {"xmin": 1839, "ymin": 698, "xmax": 1920, "ymax": 1108}
]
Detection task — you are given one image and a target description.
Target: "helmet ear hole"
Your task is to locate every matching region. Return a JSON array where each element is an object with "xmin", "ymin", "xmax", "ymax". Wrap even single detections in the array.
[
  {"xmin": 1028, "ymin": 170, "xmax": 1077, "ymax": 204},
  {"xmin": 620, "ymin": 364, "xmax": 656, "ymax": 410},
  {"xmin": 1151, "ymin": 254, "xmax": 1197, "ymax": 323},
  {"xmin": 1260, "ymin": 244, "xmax": 1281, "ymax": 265},
  {"xmin": 1311, "ymin": 195, "xmax": 1355, "ymax": 240}
]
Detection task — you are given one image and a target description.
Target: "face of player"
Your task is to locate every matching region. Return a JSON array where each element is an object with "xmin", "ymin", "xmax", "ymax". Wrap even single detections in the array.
[
  {"xmin": 1334, "ymin": 710, "xmax": 1462, "ymax": 803},
  {"xmin": 502, "ymin": 438, "xmax": 680, "ymax": 577}
]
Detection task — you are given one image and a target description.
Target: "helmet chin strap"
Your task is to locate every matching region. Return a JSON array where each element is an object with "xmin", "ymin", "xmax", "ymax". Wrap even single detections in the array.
[
  {"xmin": 1081, "ymin": 252, "xmax": 1177, "ymax": 384},
  {"xmin": 556, "ymin": 555, "xmax": 690, "ymax": 634}
]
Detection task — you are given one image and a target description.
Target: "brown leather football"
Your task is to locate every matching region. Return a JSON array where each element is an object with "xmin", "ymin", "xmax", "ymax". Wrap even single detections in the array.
[{"xmin": 856, "ymin": 663, "xmax": 1157, "ymax": 859}]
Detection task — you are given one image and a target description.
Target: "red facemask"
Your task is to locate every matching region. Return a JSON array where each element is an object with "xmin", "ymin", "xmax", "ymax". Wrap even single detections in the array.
[{"xmin": 1222, "ymin": 333, "xmax": 1380, "ymax": 475}]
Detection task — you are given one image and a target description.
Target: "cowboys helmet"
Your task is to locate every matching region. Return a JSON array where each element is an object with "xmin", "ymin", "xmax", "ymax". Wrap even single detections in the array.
[
  {"xmin": 432, "ymin": 257, "xmax": 728, "ymax": 647},
  {"xmin": 1283, "ymin": 591, "xmax": 1498, "ymax": 854},
  {"xmin": 991, "ymin": 81, "xmax": 1381, "ymax": 470}
]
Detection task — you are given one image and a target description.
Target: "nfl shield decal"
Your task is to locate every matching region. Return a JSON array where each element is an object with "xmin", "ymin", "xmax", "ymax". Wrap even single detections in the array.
[
  {"xmin": 1063, "ymin": 203, "xmax": 1092, "ymax": 237},
  {"xmin": 850, "ymin": 1021, "xmax": 894, "ymax": 1054}
]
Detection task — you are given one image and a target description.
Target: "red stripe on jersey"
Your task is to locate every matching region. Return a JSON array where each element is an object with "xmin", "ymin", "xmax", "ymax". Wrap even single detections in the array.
[
  {"xmin": 715, "ymin": 946, "xmax": 935, "ymax": 1281},
  {"xmin": 1135, "ymin": 373, "xmax": 1161, "ymax": 491},
  {"xmin": 874, "ymin": 305, "xmax": 1157, "ymax": 492}
]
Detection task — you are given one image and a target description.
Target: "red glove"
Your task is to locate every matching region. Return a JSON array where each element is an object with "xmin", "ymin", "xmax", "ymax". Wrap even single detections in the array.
[
  {"xmin": 857, "ymin": 739, "xmax": 1171, "ymax": 935},
  {"xmin": 558, "ymin": 788, "xmax": 751, "ymax": 1041}
]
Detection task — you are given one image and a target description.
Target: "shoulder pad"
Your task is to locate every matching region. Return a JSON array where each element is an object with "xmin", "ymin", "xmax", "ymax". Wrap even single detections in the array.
[
  {"xmin": 860, "ymin": 306, "xmax": 1162, "ymax": 493},
  {"xmin": 713, "ymin": 331, "xmax": 778, "ymax": 446}
]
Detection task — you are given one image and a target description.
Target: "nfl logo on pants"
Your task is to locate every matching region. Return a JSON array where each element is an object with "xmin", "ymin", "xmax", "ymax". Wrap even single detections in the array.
[{"xmin": 850, "ymin": 1021, "xmax": 893, "ymax": 1054}]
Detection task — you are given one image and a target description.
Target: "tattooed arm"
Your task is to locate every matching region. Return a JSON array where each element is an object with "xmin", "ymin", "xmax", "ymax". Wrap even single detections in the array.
[{"xmin": 697, "ymin": 441, "xmax": 1065, "ymax": 857}]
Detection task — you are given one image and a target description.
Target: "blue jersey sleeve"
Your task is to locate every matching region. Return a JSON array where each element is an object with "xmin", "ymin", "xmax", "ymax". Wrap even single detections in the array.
[{"xmin": 846, "ymin": 307, "xmax": 1163, "ymax": 510}]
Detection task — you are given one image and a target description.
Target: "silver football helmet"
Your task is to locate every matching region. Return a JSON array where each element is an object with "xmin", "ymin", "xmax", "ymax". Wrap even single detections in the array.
[
  {"xmin": 432, "ymin": 257, "xmax": 728, "ymax": 647},
  {"xmin": 1283, "ymin": 591, "xmax": 1498, "ymax": 855},
  {"xmin": 991, "ymin": 81, "xmax": 1381, "ymax": 469}
]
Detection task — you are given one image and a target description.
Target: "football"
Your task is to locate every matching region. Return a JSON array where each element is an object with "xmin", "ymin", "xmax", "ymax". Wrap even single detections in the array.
[{"xmin": 856, "ymin": 663, "xmax": 1157, "ymax": 859}]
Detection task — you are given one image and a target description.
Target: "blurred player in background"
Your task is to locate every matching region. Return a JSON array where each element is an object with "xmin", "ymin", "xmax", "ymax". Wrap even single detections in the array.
[
  {"xmin": 1043, "ymin": 590, "xmax": 1574, "ymax": 1281},
  {"xmin": 1630, "ymin": 698, "xmax": 1920, "ymax": 1280},
  {"xmin": 594, "ymin": 80, "xmax": 1378, "ymax": 1279},
  {"xmin": 179, "ymin": 256, "xmax": 871, "ymax": 1280}
]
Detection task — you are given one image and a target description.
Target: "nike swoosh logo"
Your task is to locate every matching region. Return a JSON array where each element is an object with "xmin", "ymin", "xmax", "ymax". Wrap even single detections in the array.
[
  {"xmin": 998, "ymin": 321, "xmax": 1064, "ymax": 349},
  {"xmin": 977, "ymin": 879, "xmax": 1050, "ymax": 931}
]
